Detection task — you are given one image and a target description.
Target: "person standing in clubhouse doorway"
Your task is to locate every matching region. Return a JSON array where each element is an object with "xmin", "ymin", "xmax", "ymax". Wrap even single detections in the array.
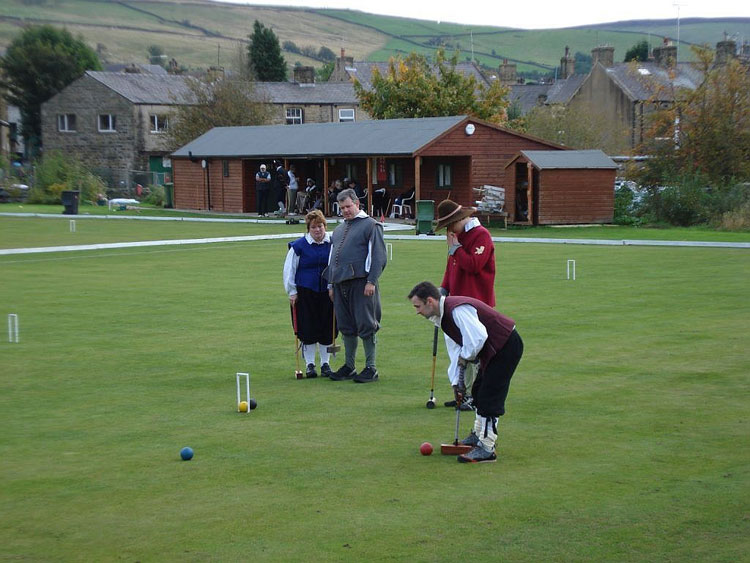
[{"xmin": 255, "ymin": 164, "xmax": 271, "ymax": 217}]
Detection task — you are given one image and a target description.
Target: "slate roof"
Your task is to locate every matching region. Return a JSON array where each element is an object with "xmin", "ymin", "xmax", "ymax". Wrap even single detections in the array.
[
  {"xmin": 605, "ymin": 62, "xmax": 703, "ymax": 101},
  {"xmin": 173, "ymin": 115, "xmax": 469, "ymax": 158},
  {"xmin": 86, "ymin": 71, "xmax": 196, "ymax": 104},
  {"xmin": 340, "ymin": 61, "xmax": 490, "ymax": 90},
  {"xmin": 508, "ymin": 74, "xmax": 586, "ymax": 115},
  {"xmin": 545, "ymin": 74, "xmax": 586, "ymax": 104},
  {"xmin": 508, "ymin": 83, "xmax": 551, "ymax": 115},
  {"xmin": 103, "ymin": 63, "xmax": 169, "ymax": 75},
  {"xmin": 518, "ymin": 149, "xmax": 617, "ymax": 169},
  {"xmin": 253, "ymin": 81, "xmax": 358, "ymax": 104}
]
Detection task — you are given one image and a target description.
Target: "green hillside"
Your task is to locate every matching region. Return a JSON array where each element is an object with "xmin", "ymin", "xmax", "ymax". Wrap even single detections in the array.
[{"xmin": 1, "ymin": 0, "xmax": 748, "ymax": 75}]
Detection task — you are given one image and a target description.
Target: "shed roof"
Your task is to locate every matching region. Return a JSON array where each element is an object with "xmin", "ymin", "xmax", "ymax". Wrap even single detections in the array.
[
  {"xmin": 173, "ymin": 115, "xmax": 470, "ymax": 158},
  {"xmin": 86, "ymin": 71, "xmax": 196, "ymax": 104},
  {"xmin": 514, "ymin": 149, "xmax": 617, "ymax": 169}
]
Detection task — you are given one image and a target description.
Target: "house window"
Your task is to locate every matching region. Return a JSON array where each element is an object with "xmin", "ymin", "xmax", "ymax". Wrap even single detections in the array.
[
  {"xmin": 338, "ymin": 108, "xmax": 355, "ymax": 122},
  {"xmin": 98, "ymin": 114, "xmax": 116, "ymax": 132},
  {"xmin": 57, "ymin": 114, "xmax": 77, "ymax": 132},
  {"xmin": 388, "ymin": 162, "xmax": 403, "ymax": 187},
  {"xmin": 150, "ymin": 114, "xmax": 168, "ymax": 133},
  {"xmin": 286, "ymin": 107, "xmax": 303, "ymax": 125},
  {"xmin": 222, "ymin": 160, "xmax": 229, "ymax": 177},
  {"xmin": 436, "ymin": 163, "xmax": 452, "ymax": 189}
]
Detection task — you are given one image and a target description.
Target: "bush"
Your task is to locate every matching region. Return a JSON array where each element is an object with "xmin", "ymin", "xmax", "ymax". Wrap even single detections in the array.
[
  {"xmin": 28, "ymin": 151, "xmax": 107, "ymax": 204},
  {"xmin": 718, "ymin": 199, "xmax": 750, "ymax": 230},
  {"xmin": 613, "ymin": 181, "xmax": 644, "ymax": 225},
  {"xmin": 652, "ymin": 182, "xmax": 710, "ymax": 226},
  {"xmin": 143, "ymin": 184, "xmax": 165, "ymax": 207}
]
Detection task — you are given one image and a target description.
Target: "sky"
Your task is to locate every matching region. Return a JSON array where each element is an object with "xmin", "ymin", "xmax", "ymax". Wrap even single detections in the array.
[{"xmin": 214, "ymin": 0, "xmax": 749, "ymax": 29}]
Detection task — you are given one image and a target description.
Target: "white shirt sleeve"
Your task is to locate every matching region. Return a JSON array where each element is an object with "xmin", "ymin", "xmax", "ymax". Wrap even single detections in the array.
[
  {"xmin": 442, "ymin": 304, "xmax": 487, "ymax": 386},
  {"xmin": 455, "ymin": 304, "xmax": 487, "ymax": 356},
  {"xmin": 282, "ymin": 248, "xmax": 299, "ymax": 296},
  {"xmin": 444, "ymin": 331, "xmax": 462, "ymax": 386}
]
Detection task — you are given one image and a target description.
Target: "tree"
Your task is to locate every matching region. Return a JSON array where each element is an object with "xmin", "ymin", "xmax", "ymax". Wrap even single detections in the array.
[
  {"xmin": 353, "ymin": 49, "xmax": 509, "ymax": 124},
  {"xmin": 520, "ymin": 103, "xmax": 626, "ymax": 151},
  {"xmin": 638, "ymin": 45, "xmax": 750, "ymax": 184},
  {"xmin": 318, "ymin": 46, "xmax": 336, "ymax": 61},
  {"xmin": 624, "ymin": 40, "xmax": 649, "ymax": 62},
  {"xmin": 316, "ymin": 60, "xmax": 335, "ymax": 82},
  {"xmin": 247, "ymin": 20, "xmax": 286, "ymax": 81},
  {"xmin": 147, "ymin": 44, "xmax": 166, "ymax": 66},
  {"xmin": 574, "ymin": 51, "xmax": 592, "ymax": 74},
  {"xmin": 165, "ymin": 77, "xmax": 272, "ymax": 150},
  {"xmin": 0, "ymin": 24, "xmax": 101, "ymax": 156}
]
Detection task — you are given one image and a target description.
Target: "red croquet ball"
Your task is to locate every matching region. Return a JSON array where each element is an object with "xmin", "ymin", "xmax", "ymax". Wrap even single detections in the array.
[{"xmin": 420, "ymin": 442, "xmax": 433, "ymax": 456}]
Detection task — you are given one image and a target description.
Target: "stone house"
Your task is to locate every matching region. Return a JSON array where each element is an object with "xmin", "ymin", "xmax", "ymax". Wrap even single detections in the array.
[
  {"xmin": 504, "ymin": 49, "xmax": 587, "ymax": 116},
  {"xmin": 255, "ymin": 65, "xmax": 365, "ymax": 125},
  {"xmin": 328, "ymin": 49, "xmax": 491, "ymax": 90},
  {"xmin": 567, "ymin": 43, "xmax": 705, "ymax": 153},
  {"xmin": 41, "ymin": 70, "xmax": 195, "ymax": 188}
]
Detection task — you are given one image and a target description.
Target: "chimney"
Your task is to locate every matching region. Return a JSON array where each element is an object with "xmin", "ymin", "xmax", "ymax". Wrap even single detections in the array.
[
  {"xmin": 715, "ymin": 39, "xmax": 737, "ymax": 65},
  {"xmin": 330, "ymin": 48, "xmax": 355, "ymax": 82},
  {"xmin": 591, "ymin": 45, "xmax": 615, "ymax": 68},
  {"xmin": 293, "ymin": 65, "xmax": 315, "ymax": 84},
  {"xmin": 653, "ymin": 39, "xmax": 677, "ymax": 68},
  {"xmin": 498, "ymin": 58, "xmax": 517, "ymax": 86},
  {"xmin": 560, "ymin": 46, "xmax": 576, "ymax": 79}
]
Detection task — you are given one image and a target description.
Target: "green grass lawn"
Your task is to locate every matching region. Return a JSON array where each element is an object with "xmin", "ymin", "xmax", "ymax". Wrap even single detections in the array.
[{"xmin": 1, "ymin": 215, "xmax": 748, "ymax": 560}]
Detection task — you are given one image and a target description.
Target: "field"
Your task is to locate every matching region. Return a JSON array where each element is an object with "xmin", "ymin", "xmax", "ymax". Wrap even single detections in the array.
[
  {"xmin": 1, "ymin": 214, "xmax": 749, "ymax": 560},
  {"xmin": 1, "ymin": 0, "xmax": 748, "ymax": 73}
]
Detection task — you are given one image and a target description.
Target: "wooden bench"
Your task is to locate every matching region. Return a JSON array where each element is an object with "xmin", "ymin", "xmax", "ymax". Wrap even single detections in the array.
[
  {"xmin": 478, "ymin": 211, "xmax": 508, "ymax": 229},
  {"xmin": 473, "ymin": 185, "xmax": 508, "ymax": 229}
]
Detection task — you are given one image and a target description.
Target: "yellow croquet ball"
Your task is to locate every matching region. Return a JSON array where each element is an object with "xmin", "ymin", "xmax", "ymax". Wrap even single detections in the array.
[{"xmin": 238, "ymin": 401, "xmax": 249, "ymax": 412}]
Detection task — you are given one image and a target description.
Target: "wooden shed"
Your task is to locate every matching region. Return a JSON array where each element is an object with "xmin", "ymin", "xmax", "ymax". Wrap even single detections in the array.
[
  {"xmin": 504, "ymin": 150, "xmax": 617, "ymax": 225},
  {"xmin": 170, "ymin": 115, "xmax": 563, "ymax": 216}
]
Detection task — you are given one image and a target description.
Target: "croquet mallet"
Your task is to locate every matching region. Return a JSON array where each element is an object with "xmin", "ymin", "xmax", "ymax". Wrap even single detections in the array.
[
  {"xmin": 426, "ymin": 325, "xmax": 438, "ymax": 409},
  {"xmin": 292, "ymin": 303, "xmax": 303, "ymax": 379},
  {"xmin": 440, "ymin": 361, "xmax": 472, "ymax": 455}
]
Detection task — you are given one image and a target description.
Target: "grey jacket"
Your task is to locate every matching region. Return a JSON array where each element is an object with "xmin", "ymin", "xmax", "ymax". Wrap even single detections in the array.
[{"xmin": 324, "ymin": 214, "xmax": 386, "ymax": 285}]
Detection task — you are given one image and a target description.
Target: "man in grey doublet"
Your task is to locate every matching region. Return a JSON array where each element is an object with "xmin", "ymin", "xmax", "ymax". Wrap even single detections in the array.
[{"xmin": 324, "ymin": 188, "xmax": 387, "ymax": 383}]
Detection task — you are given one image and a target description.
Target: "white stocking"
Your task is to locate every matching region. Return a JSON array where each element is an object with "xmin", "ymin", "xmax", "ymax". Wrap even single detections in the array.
[
  {"xmin": 477, "ymin": 414, "xmax": 498, "ymax": 451},
  {"xmin": 318, "ymin": 343, "xmax": 330, "ymax": 365},
  {"xmin": 302, "ymin": 343, "xmax": 316, "ymax": 365}
]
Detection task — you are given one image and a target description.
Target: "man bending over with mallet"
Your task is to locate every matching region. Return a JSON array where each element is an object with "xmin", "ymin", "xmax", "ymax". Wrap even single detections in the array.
[{"xmin": 408, "ymin": 281, "xmax": 523, "ymax": 463}]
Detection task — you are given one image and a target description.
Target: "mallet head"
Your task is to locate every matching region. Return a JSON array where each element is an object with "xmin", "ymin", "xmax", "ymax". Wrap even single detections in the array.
[
  {"xmin": 295, "ymin": 370, "xmax": 304, "ymax": 380},
  {"xmin": 326, "ymin": 344, "xmax": 341, "ymax": 355},
  {"xmin": 426, "ymin": 399, "xmax": 436, "ymax": 409}
]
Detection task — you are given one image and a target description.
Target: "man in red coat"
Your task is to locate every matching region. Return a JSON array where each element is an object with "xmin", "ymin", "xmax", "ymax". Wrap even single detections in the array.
[
  {"xmin": 436, "ymin": 199, "xmax": 497, "ymax": 410},
  {"xmin": 437, "ymin": 199, "xmax": 496, "ymax": 307}
]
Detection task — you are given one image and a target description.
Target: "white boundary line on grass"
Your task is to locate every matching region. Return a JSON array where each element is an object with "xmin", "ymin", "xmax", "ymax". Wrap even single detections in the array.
[
  {"xmin": 2, "ymin": 233, "xmax": 748, "ymax": 256},
  {"xmin": 386, "ymin": 234, "xmax": 750, "ymax": 249},
  {"xmin": 1, "ymin": 214, "xmax": 748, "ymax": 255}
]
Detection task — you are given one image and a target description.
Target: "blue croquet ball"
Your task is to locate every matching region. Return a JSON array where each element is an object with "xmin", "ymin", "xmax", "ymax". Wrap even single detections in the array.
[
  {"xmin": 249, "ymin": 399, "xmax": 258, "ymax": 410},
  {"xmin": 180, "ymin": 447, "xmax": 194, "ymax": 461}
]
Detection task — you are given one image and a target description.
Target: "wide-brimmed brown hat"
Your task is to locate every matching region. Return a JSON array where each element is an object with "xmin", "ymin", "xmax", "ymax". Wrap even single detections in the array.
[{"xmin": 435, "ymin": 199, "xmax": 476, "ymax": 230}]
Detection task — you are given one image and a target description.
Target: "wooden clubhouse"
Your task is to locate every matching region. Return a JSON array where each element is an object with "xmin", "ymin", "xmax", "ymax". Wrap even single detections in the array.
[{"xmin": 171, "ymin": 115, "xmax": 615, "ymax": 224}]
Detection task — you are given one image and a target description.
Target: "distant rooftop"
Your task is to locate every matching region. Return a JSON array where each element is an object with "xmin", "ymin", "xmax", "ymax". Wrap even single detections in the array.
[{"xmin": 86, "ymin": 71, "xmax": 196, "ymax": 104}]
